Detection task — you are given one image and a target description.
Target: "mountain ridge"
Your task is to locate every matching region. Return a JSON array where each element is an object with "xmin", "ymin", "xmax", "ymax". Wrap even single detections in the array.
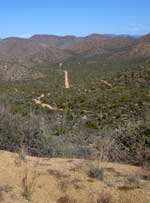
[{"xmin": 0, "ymin": 33, "xmax": 150, "ymax": 81}]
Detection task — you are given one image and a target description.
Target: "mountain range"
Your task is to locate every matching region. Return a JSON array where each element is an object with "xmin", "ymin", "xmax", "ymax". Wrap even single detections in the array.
[{"xmin": 0, "ymin": 33, "xmax": 150, "ymax": 81}]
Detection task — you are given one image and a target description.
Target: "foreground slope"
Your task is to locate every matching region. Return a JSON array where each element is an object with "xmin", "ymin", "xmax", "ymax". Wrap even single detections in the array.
[{"xmin": 0, "ymin": 151, "xmax": 149, "ymax": 203}]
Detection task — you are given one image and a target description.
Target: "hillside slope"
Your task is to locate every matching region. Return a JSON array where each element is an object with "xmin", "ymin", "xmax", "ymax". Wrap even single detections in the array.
[
  {"xmin": 0, "ymin": 60, "xmax": 44, "ymax": 81},
  {"xmin": 0, "ymin": 34, "xmax": 150, "ymax": 81},
  {"xmin": 0, "ymin": 150, "xmax": 149, "ymax": 203},
  {"xmin": 0, "ymin": 37, "xmax": 73, "ymax": 62},
  {"xmin": 30, "ymin": 34, "xmax": 82, "ymax": 48}
]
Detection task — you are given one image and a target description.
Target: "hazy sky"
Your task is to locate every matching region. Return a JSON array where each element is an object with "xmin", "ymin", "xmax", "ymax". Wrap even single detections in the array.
[{"xmin": 0, "ymin": 0, "xmax": 150, "ymax": 38}]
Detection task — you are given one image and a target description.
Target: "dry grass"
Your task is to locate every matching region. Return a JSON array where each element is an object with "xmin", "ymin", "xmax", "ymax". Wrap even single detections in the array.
[
  {"xmin": 0, "ymin": 191, "xmax": 4, "ymax": 202},
  {"xmin": 21, "ymin": 165, "xmax": 38, "ymax": 201},
  {"xmin": 58, "ymin": 178, "xmax": 70, "ymax": 193},
  {"xmin": 56, "ymin": 195, "xmax": 77, "ymax": 203},
  {"xmin": 0, "ymin": 151, "xmax": 149, "ymax": 203},
  {"xmin": 117, "ymin": 175, "xmax": 142, "ymax": 191},
  {"xmin": 47, "ymin": 168, "xmax": 70, "ymax": 179},
  {"xmin": 87, "ymin": 162, "xmax": 104, "ymax": 180},
  {"xmin": 17, "ymin": 148, "xmax": 39, "ymax": 201},
  {"xmin": 97, "ymin": 190, "xmax": 112, "ymax": 203},
  {"xmin": 136, "ymin": 168, "xmax": 150, "ymax": 181},
  {"xmin": 86, "ymin": 137, "xmax": 113, "ymax": 181}
]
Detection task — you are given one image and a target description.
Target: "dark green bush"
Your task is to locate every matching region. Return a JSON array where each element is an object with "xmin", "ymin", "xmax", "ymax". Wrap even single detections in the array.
[{"xmin": 110, "ymin": 120, "xmax": 150, "ymax": 165}]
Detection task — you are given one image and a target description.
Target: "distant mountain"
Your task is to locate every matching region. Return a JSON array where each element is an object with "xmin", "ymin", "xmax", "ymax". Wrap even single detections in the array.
[
  {"xmin": 30, "ymin": 34, "xmax": 82, "ymax": 48},
  {"xmin": 0, "ymin": 34, "xmax": 149, "ymax": 63},
  {"xmin": 0, "ymin": 37, "xmax": 73, "ymax": 64},
  {"xmin": 29, "ymin": 34, "xmax": 141, "ymax": 53},
  {"xmin": 0, "ymin": 33, "xmax": 150, "ymax": 81},
  {"xmin": 67, "ymin": 34, "xmax": 137, "ymax": 53},
  {"xmin": 130, "ymin": 34, "xmax": 150, "ymax": 57},
  {"xmin": 0, "ymin": 36, "xmax": 74, "ymax": 81},
  {"xmin": 0, "ymin": 37, "xmax": 49, "ymax": 59}
]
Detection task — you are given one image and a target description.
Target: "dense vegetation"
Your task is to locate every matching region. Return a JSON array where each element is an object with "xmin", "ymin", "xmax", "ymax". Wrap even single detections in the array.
[{"xmin": 0, "ymin": 57, "xmax": 150, "ymax": 166}]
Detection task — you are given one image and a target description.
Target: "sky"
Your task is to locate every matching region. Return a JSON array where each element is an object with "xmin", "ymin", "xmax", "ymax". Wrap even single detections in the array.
[{"xmin": 0, "ymin": 0, "xmax": 150, "ymax": 38}]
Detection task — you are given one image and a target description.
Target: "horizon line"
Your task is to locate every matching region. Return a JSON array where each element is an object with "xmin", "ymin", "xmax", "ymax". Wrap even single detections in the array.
[{"xmin": 0, "ymin": 32, "xmax": 148, "ymax": 40}]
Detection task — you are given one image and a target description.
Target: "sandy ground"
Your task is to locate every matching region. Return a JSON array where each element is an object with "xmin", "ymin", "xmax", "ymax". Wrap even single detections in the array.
[{"xmin": 0, "ymin": 150, "xmax": 149, "ymax": 203}]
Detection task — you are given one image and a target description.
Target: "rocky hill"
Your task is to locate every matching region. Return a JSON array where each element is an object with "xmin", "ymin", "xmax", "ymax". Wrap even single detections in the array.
[
  {"xmin": 30, "ymin": 34, "xmax": 82, "ymax": 48},
  {"xmin": 0, "ymin": 34, "xmax": 150, "ymax": 81},
  {"xmin": 0, "ymin": 37, "xmax": 73, "ymax": 62}
]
